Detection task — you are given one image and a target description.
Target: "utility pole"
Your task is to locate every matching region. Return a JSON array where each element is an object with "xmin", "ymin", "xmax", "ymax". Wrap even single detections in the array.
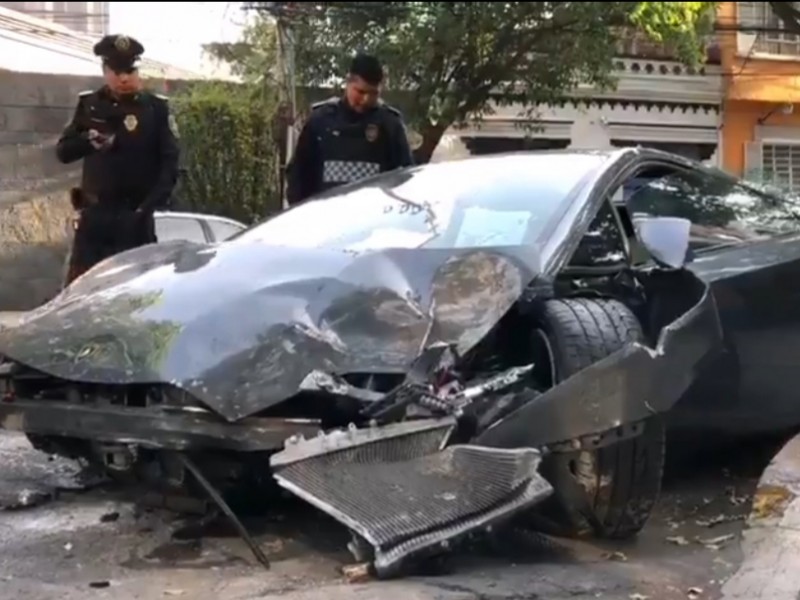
[
  {"xmin": 266, "ymin": 1, "xmax": 298, "ymax": 209},
  {"xmin": 280, "ymin": 20, "xmax": 297, "ymax": 178}
]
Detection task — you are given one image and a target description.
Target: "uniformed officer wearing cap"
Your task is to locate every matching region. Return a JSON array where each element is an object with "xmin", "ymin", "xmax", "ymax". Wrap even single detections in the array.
[
  {"xmin": 56, "ymin": 33, "xmax": 180, "ymax": 285},
  {"xmin": 285, "ymin": 53, "xmax": 414, "ymax": 207}
]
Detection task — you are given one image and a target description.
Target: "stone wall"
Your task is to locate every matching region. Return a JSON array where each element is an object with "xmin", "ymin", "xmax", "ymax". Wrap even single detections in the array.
[
  {"xmin": 0, "ymin": 190, "xmax": 74, "ymax": 310},
  {"xmin": 0, "ymin": 70, "xmax": 187, "ymax": 310}
]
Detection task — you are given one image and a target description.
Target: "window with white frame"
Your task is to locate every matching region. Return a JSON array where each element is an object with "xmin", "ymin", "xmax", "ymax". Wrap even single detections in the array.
[
  {"xmin": 762, "ymin": 143, "xmax": 800, "ymax": 192},
  {"xmin": 740, "ymin": 1, "xmax": 800, "ymax": 56}
]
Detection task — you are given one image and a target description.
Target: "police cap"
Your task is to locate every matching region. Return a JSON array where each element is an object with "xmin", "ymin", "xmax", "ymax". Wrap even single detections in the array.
[{"xmin": 93, "ymin": 34, "xmax": 144, "ymax": 72}]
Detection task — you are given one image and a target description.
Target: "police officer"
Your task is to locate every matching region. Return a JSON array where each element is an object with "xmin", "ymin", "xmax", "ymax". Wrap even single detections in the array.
[
  {"xmin": 56, "ymin": 33, "xmax": 180, "ymax": 285},
  {"xmin": 286, "ymin": 53, "xmax": 414, "ymax": 206}
]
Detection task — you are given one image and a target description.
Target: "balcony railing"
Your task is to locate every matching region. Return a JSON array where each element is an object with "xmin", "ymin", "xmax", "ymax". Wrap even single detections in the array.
[{"xmin": 614, "ymin": 28, "xmax": 721, "ymax": 65}]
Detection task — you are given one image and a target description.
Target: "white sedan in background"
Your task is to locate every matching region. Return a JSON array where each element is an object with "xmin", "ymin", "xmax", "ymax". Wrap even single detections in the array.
[
  {"xmin": 58, "ymin": 211, "xmax": 247, "ymax": 288},
  {"xmin": 154, "ymin": 211, "xmax": 246, "ymax": 243}
]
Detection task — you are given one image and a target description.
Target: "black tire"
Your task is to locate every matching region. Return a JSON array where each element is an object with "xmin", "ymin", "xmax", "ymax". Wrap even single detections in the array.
[{"xmin": 530, "ymin": 297, "xmax": 666, "ymax": 540}]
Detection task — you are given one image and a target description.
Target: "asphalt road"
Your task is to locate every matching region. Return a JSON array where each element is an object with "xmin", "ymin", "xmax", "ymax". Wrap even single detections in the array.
[{"xmin": 0, "ymin": 432, "xmax": 786, "ymax": 600}]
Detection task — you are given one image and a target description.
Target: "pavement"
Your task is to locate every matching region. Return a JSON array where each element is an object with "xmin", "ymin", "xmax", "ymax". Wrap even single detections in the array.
[
  {"xmin": 0, "ymin": 431, "xmax": 786, "ymax": 600},
  {"xmin": 720, "ymin": 433, "xmax": 800, "ymax": 600}
]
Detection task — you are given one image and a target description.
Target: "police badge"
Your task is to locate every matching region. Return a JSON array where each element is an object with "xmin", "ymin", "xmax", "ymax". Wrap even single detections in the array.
[
  {"xmin": 114, "ymin": 35, "xmax": 131, "ymax": 51},
  {"xmin": 124, "ymin": 114, "xmax": 138, "ymax": 132},
  {"xmin": 365, "ymin": 123, "xmax": 379, "ymax": 143}
]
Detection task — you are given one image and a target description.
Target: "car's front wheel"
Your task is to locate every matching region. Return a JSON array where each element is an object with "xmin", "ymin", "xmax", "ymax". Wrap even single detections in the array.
[{"xmin": 530, "ymin": 297, "xmax": 666, "ymax": 540}]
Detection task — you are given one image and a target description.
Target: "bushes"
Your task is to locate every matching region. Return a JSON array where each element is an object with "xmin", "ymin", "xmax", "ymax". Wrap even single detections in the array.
[{"xmin": 170, "ymin": 82, "xmax": 283, "ymax": 224}]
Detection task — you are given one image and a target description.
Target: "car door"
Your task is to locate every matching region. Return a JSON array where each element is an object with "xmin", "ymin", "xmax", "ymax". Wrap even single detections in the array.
[
  {"xmin": 205, "ymin": 217, "xmax": 245, "ymax": 242},
  {"xmin": 621, "ymin": 163, "xmax": 800, "ymax": 432}
]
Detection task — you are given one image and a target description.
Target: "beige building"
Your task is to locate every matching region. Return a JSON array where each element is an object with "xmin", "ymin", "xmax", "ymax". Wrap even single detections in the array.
[
  {"xmin": 0, "ymin": 4, "xmax": 203, "ymax": 79},
  {"xmin": 0, "ymin": 1, "xmax": 108, "ymax": 34}
]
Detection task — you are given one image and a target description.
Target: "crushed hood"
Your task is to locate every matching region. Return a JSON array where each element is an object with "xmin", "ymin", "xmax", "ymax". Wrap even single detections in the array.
[{"xmin": 0, "ymin": 240, "xmax": 536, "ymax": 421}]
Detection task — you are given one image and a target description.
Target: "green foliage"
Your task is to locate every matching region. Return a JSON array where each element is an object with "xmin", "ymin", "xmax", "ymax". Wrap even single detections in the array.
[
  {"xmin": 244, "ymin": 1, "xmax": 717, "ymax": 162},
  {"xmin": 171, "ymin": 81, "xmax": 283, "ymax": 223},
  {"xmin": 202, "ymin": 18, "xmax": 280, "ymax": 84},
  {"xmin": 630, "ymin": 2, "xmax": 718, "ymax": 60}
]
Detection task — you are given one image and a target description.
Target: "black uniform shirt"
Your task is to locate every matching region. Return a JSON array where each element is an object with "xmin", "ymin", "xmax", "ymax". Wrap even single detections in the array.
[
  {"xmin": 56, "ymin": 87, "xmax": 180, "ymax": 212},
  {"xmin": 286, "ymin": 97, "xmax": 414, "ymax": 206}
]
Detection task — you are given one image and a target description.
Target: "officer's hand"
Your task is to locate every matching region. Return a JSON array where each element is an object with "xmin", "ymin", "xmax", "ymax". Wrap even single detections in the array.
[{"xmin": 88, "ymin": 129, "xmax": 115, "ymax": 151}]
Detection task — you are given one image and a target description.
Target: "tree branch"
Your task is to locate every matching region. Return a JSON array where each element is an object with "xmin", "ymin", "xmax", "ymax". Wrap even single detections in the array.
[{"xmin": 769, "ymin": 2, "xmax": 800, "ymax": 34}]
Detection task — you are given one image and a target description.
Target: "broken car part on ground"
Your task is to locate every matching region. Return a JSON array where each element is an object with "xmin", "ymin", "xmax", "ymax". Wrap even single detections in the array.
[{"xmin": 4, "ymin": 147, "xmax": 773, "ymax": 577}]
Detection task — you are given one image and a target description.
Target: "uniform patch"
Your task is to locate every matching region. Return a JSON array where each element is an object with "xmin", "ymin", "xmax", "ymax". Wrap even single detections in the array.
[
  {"xmin": 124, "ymin": 114, "xmax": 138, "ymax": 132},
  {"xmin": 365, "ymin": 123, "xmax": 379, "ymax": 143},
  {"xmin": 168, "ymin": 113, "xmax": 180, "ymax": 138},
  {"xmin": 323, "ymin": 160, "xmax": 380, "ymax": 183}
]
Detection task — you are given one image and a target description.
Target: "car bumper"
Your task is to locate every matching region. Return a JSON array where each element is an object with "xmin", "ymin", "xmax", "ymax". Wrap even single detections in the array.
[{"xmin": 0, "ymin": 398, "xmax": 319, "ymax": 452}]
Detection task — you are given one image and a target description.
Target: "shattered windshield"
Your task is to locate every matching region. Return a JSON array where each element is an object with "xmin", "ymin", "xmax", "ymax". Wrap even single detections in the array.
[
  {"xmin": 233, "ymin": 153, "xmax": 607, "ymax": 251},
  {"xmin": 625, "ymin": 166, "xmax": 800, "ymax": 248}
]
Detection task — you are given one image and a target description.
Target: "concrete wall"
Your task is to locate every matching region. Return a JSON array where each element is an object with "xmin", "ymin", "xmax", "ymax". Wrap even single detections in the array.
[
  {"xmin": 0, "ymin": 191, "xmax": 73, "ymax": 311},
  {"xmin": 0, "ymin": 70, "xmax": 180, "ymax": 310}
]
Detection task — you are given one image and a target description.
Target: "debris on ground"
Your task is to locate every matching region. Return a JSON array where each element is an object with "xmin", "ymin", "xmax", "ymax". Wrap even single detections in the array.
[
  {"xmin": 603, "ymin": 551, "xmax": 628, "ymax": 562},
  {"xmin": 698, "ymin": 534, "xmax": 735, "ymax": 551},
  {"xmin": 342, "ymin": 563, "xmax": 372, "ymax": 584},
  {"xmin": 687, "ymin": 587, "xmax": 703, "ymax": 599},
  {"xmin": 1, "ymin": 488, "xmax": 52, "ymax": 510},
  {"xmin": 666, "ymin": 536, "xmax": 691, "ymax": 546},
  {"xmin": 100, "ymin": 511, "xmax": 120, "ymax": 523},
  {"xmin": 750, "ymin": 484, "xmax": 794, "ymax": 519},
  {"xmin": 163, "ymin": 590, "xmax": 186, "ymax": 596},
  {"xmin": 695, "ymin": 514, "xmax": 744, "ymax": 528},
  {"xmin": 89, "ymin": 581, "xmax": 110, "ymax": 589},
  {"xmin": 629, "ymin": 594, "xmax": 650, "ymax": 600},
  {"xmin": 725, "ymin": 486, "xmax": 749, "ymax": 507}
]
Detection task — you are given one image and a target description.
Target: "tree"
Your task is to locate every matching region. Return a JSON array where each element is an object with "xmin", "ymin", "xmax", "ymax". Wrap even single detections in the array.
[
  {"xmin": 243, "ymin": 1, "xmax": 717, "ymax": 163},
  {"xmin": 769, "ymin": 2, "xmax": 800, "ymax": 33},
  {"xmin": 202, "ymin": 17, "xmax": 280, "ymax": 84}
]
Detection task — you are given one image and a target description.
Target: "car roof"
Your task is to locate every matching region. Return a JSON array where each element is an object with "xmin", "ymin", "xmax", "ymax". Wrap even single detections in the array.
[
  {"xmin": 408, "ymin": 146, "xmax": 704, "ymax": 173},
  {"xmin": 494, "ymin": 146, "xmax": 695, "ymax": 162}
]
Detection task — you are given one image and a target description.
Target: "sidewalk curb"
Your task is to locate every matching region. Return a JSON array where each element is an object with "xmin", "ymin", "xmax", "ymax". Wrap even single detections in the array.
[{"xmin": 719, "ymin": 432, "xmax": 800, "ymax": 599}]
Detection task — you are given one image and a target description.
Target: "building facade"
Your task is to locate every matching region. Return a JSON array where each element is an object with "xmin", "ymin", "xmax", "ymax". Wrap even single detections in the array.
[
  {"xmin": 0, "ymin": 1, "xmax": 108, "ymax": 34},
  {"xmin": 718, "ymin": 1, "xmax": 800, "ymax": 190},
  {"xmin": 0, "ymin": 5, "xmax": 202, "ymax": 78},
  {"xmin": 434, "ymin": 32, "xmax": 724, "ymax": 165}
]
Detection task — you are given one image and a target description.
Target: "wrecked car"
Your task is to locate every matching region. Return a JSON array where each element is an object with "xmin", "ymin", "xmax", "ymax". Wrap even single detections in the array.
[{"xmin": 5, "ymin": 145, "xmax": 777, "ymax": 577}]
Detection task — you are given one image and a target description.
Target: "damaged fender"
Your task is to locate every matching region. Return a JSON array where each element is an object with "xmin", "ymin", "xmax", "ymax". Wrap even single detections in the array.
[
  {"xmin": 269, "ymin": 269, "xmax": 722, "ymax": 577},
  {"xmin": 477, "ymin": 268, "xmax": 723, "ymax": 449}
]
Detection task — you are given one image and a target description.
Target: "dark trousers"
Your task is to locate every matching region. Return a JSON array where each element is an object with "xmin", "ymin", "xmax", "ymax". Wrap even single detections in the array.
[{"xmin": 65, "ymin": 203, "xmax": 157, "ymax": 286}]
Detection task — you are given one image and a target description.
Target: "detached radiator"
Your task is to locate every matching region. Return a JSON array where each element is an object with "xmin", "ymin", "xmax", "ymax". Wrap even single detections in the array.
[{"xmin": 270, "ymin": 418, "xmax": 552, "ymax": 577}]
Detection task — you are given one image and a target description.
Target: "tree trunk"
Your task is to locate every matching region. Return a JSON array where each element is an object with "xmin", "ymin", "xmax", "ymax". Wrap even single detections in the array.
[
  {"xmin": 770, "ymin": 2, "xmax": 800, "ymax": 33},
  {"xmin": 413, "ymin": 123, "xmax": 447, "ymax": 165}
]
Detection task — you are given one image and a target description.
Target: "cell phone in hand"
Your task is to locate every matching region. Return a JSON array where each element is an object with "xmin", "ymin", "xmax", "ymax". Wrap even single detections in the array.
[
  {"xmin": 88, "ymin": 129, "xmax": 114, "ymax": 150},
  {"xmin": 88, "ymin": 129, "xmax": 107, "ymax": 141}
]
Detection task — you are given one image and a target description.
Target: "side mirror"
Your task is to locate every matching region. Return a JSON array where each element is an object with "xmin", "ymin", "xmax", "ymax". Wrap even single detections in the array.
[{"xmin": 632, "ymin": 215, "xmax": 693, "ymax": 269}]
